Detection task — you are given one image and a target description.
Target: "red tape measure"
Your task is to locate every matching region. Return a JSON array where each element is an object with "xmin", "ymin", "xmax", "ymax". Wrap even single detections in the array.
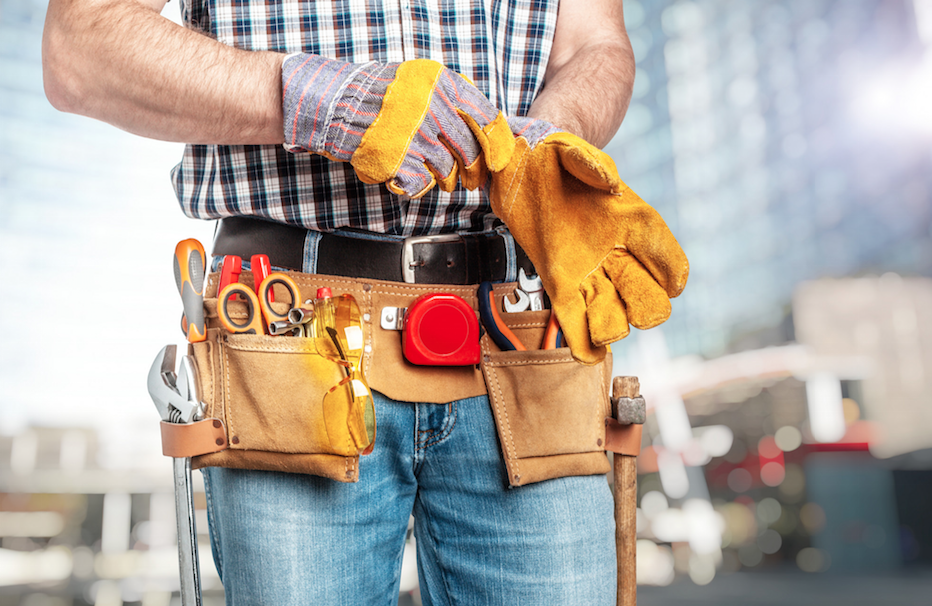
[{"xmin": 403, "ymin": 293, "xmax": 480, "ymax": 366}]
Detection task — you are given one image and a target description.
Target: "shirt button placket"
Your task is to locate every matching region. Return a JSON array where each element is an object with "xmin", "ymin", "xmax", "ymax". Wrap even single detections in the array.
[{"xmin": 399, "ymin": 0, "xmax": 415, "ymax": 60}]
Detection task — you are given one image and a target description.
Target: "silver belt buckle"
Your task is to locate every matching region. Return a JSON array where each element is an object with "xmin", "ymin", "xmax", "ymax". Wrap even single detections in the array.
[{"xmin": 401, "ymin": 234, "xmax": 463, "ymax": 283}]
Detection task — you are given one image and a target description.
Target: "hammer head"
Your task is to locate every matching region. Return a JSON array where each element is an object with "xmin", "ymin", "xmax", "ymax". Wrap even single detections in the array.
[{"xmin": 613, "ymin": 396, "xmax": 646, "ymax": 425}]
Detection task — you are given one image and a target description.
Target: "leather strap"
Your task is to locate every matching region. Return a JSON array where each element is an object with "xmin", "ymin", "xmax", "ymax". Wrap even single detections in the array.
[
  {"xmin": 161, "ymin": 419, "xmax": 229, "ymax": 458},
  {"xmin": 212, "ymin": 216, "xmax": 535, "ymax": 284},
  {"xmin": 604, "ymin": 419, "xmax": 643, "ymax": 457}
]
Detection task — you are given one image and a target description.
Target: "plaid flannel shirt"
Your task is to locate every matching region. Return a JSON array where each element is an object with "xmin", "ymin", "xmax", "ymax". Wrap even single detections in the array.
[{"xmin": 172, "ymin": 0, "xmax": 558, "ymax": 236}]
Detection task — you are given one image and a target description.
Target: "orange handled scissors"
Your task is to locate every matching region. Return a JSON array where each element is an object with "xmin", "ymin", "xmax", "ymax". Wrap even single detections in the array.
[{"xmin": 217, "ymin": 272, "xmax": 303, "ymax": 335}]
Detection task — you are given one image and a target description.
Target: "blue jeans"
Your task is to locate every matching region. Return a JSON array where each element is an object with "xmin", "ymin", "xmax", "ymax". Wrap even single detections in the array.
[{"xmin": 202, "ymin": 391, "xmax": 617, "ymax": 605}]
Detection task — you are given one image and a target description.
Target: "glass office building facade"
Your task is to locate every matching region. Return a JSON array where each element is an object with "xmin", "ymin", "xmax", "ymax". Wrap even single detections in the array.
[{"xmin": 608, "ymin": 0, "xmax": 932, "ymax": 359}]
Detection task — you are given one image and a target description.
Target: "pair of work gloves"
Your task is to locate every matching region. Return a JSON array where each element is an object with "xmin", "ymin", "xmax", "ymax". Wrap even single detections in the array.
[{"xmin": 282, "ymin": 54, "xmax": 689, "ymax": 364}]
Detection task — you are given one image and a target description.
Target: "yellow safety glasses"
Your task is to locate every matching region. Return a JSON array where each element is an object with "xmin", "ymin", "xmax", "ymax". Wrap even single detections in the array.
[{"xmin": 316, "ymin": 294, "xmax": 376, "ymax": 455}]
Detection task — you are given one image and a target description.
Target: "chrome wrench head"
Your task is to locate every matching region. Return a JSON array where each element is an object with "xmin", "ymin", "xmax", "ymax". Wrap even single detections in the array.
[
  {"xmin": 502, "ymin": 287, "xmax": 531, "ymax": 313},
  {"xmin": 517, "ymin": 268, "xmax": 545, "ymax": 311},
  {"xmin": 147, "ymin": 345, "xmax": 201, "ymax": 424},
  {"xmin": 147, "ymin": 345, "xmax": 179, "ymax": 422}
]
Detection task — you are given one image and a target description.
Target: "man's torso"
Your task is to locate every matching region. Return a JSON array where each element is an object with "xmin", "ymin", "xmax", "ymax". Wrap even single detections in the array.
[{"xmin": 172, "ymin": 0, "xmax": 559, "ymax": 236}]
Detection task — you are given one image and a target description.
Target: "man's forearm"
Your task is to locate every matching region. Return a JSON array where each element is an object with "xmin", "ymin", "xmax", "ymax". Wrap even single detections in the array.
[
  {"xmin": 527, "ymin": 42, "xmax": 634, "ymax": 148},
  {"xmin": 528, "ymin": 1, "xmax": 635, "ymax": 148},
  {"xmin": 42, "ymin": 0, "xmax": 284, "ymax": 144}
]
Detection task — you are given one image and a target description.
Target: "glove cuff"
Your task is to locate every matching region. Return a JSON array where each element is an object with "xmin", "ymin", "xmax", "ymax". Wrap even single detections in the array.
[
  {"xmin": 507, "ymin": 116, "xmax": 560, "ymax": 148},
  {"xmin": 324, "ymin": 62, "xmax": 397, "ymax": 162},
  {"xmin": 282, "ymin": 54, "xmax": 396, "ymax": 161}
]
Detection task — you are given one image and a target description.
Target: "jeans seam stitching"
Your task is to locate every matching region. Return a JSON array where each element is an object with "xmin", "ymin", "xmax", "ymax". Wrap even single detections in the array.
[
  {"xmin": 202, "ymin": 470, "xmax": 223, "ymax": 578},
  {"xmin": 415, "ymin": 401, "xmax": 457, "ymax": 452}
]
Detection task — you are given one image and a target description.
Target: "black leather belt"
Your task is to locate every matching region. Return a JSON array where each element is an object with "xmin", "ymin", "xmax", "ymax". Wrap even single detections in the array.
[{"xmin": 212, "ymin": 217, "xmax": 535, "ymax": 285}]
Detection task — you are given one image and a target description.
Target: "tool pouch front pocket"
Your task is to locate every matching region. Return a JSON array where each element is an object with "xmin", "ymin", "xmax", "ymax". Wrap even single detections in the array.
[
  {"xmin": 188, "ymin": 328, "xmax": 366, "ymax": 483},
  {"xmin": 480, "ymin": 335, "xmax": 612, "ymax": 487}
]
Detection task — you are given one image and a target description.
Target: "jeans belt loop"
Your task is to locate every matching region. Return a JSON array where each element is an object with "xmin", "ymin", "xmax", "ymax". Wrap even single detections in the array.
[
  {"xmin": 302, "ymin": 230, "xmax": 324, "ymax": 274},
  {"xmin": 401, "ymin": 233, "xmax": 464, "ymax": 283},
  {"xmin": 497, "ymin": 229, "xmax": 518, "ymax": 283}
]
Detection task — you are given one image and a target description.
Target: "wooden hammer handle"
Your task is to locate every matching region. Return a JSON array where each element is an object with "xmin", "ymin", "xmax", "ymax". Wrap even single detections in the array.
[{"xmin": 613, "ymin": 376, "xmax": 640, "ymax": 606}]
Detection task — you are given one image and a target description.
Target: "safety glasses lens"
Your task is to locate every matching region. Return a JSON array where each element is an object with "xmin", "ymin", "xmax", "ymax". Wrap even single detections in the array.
[
  {"xmin": 316, "ymin": 294, "xmax": 375, "ymax": 454},
  {"xmin": 322, "ymin": 370, "xmax": 376, "ymax": 453},
  {"xmin": 315, "ymin": 294, "xmax": 364, "ymax": 365}
]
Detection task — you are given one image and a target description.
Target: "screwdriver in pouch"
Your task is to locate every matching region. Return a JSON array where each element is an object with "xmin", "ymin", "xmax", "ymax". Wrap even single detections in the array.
[
  {"xmin": 313, "ymin": 287, "xmax": 334, "ymax": 341},
  {"xmin": 174, "ymin": 239, "xmax": 207, "ymax": 343}
]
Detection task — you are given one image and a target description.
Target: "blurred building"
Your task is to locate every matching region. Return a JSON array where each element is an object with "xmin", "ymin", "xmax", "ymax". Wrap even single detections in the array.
[
  {"xmin": 627, "ymin": 276, "xmax": 932, "ymax": 586},
  {"xmin": 608, "ymin": 0, "xmax": 932, "ymax": 360},
  {"xmin": 609, "ymin": 2, "xmax": 932, "ymax": 588}
]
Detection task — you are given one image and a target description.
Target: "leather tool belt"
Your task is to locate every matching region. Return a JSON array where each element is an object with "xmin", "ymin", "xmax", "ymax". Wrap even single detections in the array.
[{"xmin": 182, "ymin": 218, "xmax": 613, "ymax": 487}]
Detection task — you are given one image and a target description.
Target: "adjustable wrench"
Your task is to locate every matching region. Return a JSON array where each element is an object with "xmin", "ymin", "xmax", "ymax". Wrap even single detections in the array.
[
  {"xmin": 147, "ymin": 345, "xmax": 204, "ymax": 606},
  {"xmin": 148, "ymin": 345, "xmax": 203, "ymax": 424}
]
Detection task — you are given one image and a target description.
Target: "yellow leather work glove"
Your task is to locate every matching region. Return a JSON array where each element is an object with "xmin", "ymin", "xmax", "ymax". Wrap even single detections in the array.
[{"xmin": 489, "ymin": 118, "xmax": 689, "ymax": 364}]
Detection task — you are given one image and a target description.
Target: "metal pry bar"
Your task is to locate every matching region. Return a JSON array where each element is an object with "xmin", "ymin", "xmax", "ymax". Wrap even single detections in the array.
[{"xmin": 174, "ymin": 456, "xmax": 202, "ymax": 606}]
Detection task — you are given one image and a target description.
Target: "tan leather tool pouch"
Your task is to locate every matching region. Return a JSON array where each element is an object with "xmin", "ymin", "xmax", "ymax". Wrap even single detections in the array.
[
  {"xmin": 479, "ymin": 310, "xmax": 613, "ymax": 487},
  {"xmin": 187, "ymin": 270, "xmax": 376, "ymax": 483},
  {"xmin": 186, "ymin": 272, "xmax": 491, "ymax": 483}
]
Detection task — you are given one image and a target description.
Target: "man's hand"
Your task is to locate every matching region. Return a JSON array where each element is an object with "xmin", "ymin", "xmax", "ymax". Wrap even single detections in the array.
[
  {"xmin": 489, "ymin": 118, "xmax": 689, "ymax": 364},
  {"xmin": 282, "ymin": 55, "xmax": 515, "ymax": 199}
]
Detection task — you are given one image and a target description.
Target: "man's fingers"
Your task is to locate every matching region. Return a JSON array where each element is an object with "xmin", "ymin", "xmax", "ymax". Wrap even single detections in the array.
[
  {"xmin": 431, "ymin": 107, "xmax": 483, "ymax": 168},
  {"xmin": 602, "ymin": 249, "xmax": 672, "ymax": 330},
  {"xmin": 581, "ymin": 269, "xmax": 630, "ymax": 346},
  {"xmin": 456, "ymin": 151, "xmax": 490, "ymax": 191},
  {"xmin": 386, "ymin": 159, "xmax": 437, "ymax": 199},
  {"xmin": 458, "ymin": 110, "xmax": 515, "ymax": 172}
]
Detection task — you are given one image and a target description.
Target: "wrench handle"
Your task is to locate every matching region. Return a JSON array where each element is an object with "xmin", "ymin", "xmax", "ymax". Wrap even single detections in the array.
[{"xmin": 174, "ymin": 456, "xmax": 203, "ymax": 606}]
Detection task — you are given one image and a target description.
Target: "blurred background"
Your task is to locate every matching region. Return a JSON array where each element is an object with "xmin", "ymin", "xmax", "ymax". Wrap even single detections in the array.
[{"xmin": 2, "ymin": 0, "xmax": 932, "ymax": 604}]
